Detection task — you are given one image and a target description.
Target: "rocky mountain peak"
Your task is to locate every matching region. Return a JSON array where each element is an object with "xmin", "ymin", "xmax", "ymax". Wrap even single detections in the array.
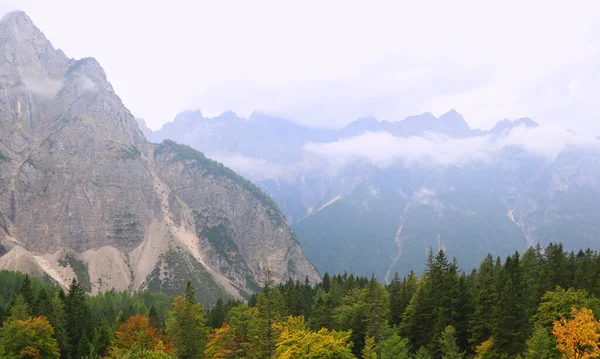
[
  {"xmin": 0, "ymin": 11, "xmax": 69, "ymax": 79},
  {"xmin": 438, "ymin": 109, "xmax": 472, "ymax": 137},
  {"xmin": 0, "ymin": 12, "xmax": 320, "ymax": 302},
  {"xmin": 490, "ymin": 117, "xmax": 539, "ymax": 135}
]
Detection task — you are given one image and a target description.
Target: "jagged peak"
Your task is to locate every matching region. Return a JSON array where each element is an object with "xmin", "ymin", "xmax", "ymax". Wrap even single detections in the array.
[
  {"xmin": 439, "ymin": 109, "xmax": 469, "ymax": 124},
  {"xmin": 1, "ymin": 10, "xmax": 48, "ymax": 45},
  {"xmin": 0, "ymin": 10, "xmax": 69, "ymax": 78},
  {"xmin": 1, "ymin": 10, "xmax": 32, "ymax": 24},
  {"xmin": 490, "ymin": 117, "xmax": 539, "ymax": 134}
]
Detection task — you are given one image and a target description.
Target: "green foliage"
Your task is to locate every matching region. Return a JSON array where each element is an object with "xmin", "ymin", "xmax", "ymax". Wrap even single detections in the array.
[
  {"xmin": 166, "ymin": 282, "xmax": 209, "ymax": 359},
  {"xmin": 154, "ymin": 140, "xmax": 280, "ymax": 212},
  {"xmin": 1, "ymin": 316, "xmax": 60, "ymax": 359},
  {"xmin": 362, "ymin": 336, "xmax": 377, "ymax": 359},
  {"xmin": 439, "ymin": 325, "xmax": 463, "ymax": 359},
  {"xmin": 378, "ymin": 332, "xmax": 410, "ymax": 359},
  {"xmin": 9, "ymin": 295, "xmax": 30, "ymax": 321},
  {"xmin": 3, "ymin": 242, "xmax": 600, "ymax": 358},
  {"xmin": 413, "ymin": 346, "xmax": 432, "ymax": 359},
  {"xmin": 523, "ymin": 325, "xmax": 560, "ymax": 359},
  {"xmin": 65, "ymin": 279, "xmax": 92, "ymax": 358},
  {"xmin": 145, "ymin": 249, "xmax": 232, "ymax": 306},
  {"xmin": 58, "ymin": 252, "xmax": 91, "ymax": 292},
  {"xmin": 119, "ymin": 145, "xmax": 142, "ymax": 160}
]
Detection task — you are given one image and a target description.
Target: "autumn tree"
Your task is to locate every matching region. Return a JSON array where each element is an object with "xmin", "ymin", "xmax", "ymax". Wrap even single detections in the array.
[
  {"xmin": 273, "ymin": 316, "xmax": 355, "ymax": 359},
  {"xmin": 108, "ymin": 314, "xmax": 170, "ymax": 358},
  {"xmin": 1, "ymin": 316, "xmax": 60, "ymax": 359},
  {"xmin": 204, "ymin": 305, "xmax": 262, "ymax": 359},
  {"xmin": 552, "ymin": 307, "xmax": 600, "ymax": 359},
  {"xmin": 474, "ymin": 338, "xmax": 494, "ymax": 359}
]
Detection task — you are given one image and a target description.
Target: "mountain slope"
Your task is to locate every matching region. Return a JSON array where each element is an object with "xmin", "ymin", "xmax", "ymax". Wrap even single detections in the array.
[{"xmin": 0, "ymin": 11, "xmax": 319, "ymax": 304}]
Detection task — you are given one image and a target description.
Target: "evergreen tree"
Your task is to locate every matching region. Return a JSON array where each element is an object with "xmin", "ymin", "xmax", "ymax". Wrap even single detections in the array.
[
  {"xmin": 48, "ymin": 292, "xmax": 68, "ymax": 358},
  {"xmin": 9, "ymin": 294, "xmax": 30, "ymax": 321},
  {"xmin": 19, "ymin": 274, "xmax": 35, "ymax": 309},
  {"xmin": 34, "ymin": 287, "xmax": 53, "ymax": 318},
  {"xmin": 166, "ymin": 282, "xmax": 209, "ymax": 359},
  {"xmin": 439, "ymin": 325, "xmax": 464, "ymax": 359},
  {"xmin": 362, "ymin": 336, "xmax": 377, "ymax": 359},
  {"xmin": 323, "ymin": 272, "xmax": 331, "ymax": 293},
  {"xmin": 363, "ymin": 276, "xmax": 390, "ymax": 343},
  {"xmin": 414, "ymin": 346, "xmax": 433, "ymax": 359},
  {"xmin": 378, "ymin": 332, "xmax": 410, "ymax": 359},
  {"xmin": 523, "ymin": 325, "xmax": 560, "ymax": 359},
  {"xmin": 207, "ymin": 298, "xmax": 227, "ymax": 328},
  {"xmin": 470, "ymin": 254, "xmax": 498, "ymax": 347},
  {"xmin": 65, "ymin": 279, "xmax": 92, "ymax": 359},
  {"xmin": 493, "ymin": 253, "xmax": 527, "ymax": 356}
]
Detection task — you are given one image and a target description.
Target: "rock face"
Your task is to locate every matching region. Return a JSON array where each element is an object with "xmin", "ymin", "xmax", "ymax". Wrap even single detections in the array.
[{"xmin": 0, "ymin": 11, "xmax": 319, "ymax": 305}]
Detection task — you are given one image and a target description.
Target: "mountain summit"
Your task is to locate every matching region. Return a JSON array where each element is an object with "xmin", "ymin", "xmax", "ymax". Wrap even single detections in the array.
[{"xmin": 0, "ymin": 12, "xmax": 319, "ymax": 304}]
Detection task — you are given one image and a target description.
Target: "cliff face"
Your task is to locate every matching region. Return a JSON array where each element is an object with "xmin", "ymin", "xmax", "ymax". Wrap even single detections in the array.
[{"xmin": 0, "ymin": 11, "xmax": 319, "ymax": 305}]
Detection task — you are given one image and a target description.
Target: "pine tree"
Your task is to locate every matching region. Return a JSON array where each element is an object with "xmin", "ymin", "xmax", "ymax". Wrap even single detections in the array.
[
  {"xmin": 362, "ymin": 336, "xmax": 377, "ymax": 359},
  {"xmin": 364, "ymin": 276, "xmax": 390, "ymax": 343},
  {"xmin": 167, "ymin": 282, "xmax": 209, "ymax": 359},
  {"xmin": 48, "ymin": 292, "xmax": 68, "ymax": 358},
  {"xmin": 9, "ymin": 294, "xmax": 30, "ymax": 321},
  {"xmin": 414, "ymin": 346, "xmax": 433, "ymax": 359},
  {"xmin": 439, "ymin": 325, "xmax": 464, "ymax": 359},
  {"xmin": 493, "ymin": 253, "xmax": 527, "ymax": 356},
  {"xmin": 470, "ymin": 254, "xmax": 498, "ymax": 347},
  {"xmin": 34, "ymin": 287, "xmax": 53, "ymax": 318},
  {"xmin": 207, "ymin": 298, "xmax": 227, "ymax": 328},
  {"xmin": 378, "ymin": 332, "xmax": 410, "ymax": 359},
  {"xmin": 65, "ymin": 279, "xmax": 92, "ymax": 359},
  {"xmin": 323, "ymin": 272, "xmax": 331, "ymax": 293},
  {"xmin": 19, "ymin": 274, "xmax": 35, "ymax": 309}
]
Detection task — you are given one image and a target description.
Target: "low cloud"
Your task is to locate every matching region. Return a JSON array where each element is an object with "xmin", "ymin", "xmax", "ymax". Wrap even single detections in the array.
[
  {"xmin": 303, "ymin": 125, "xmax": 600, "ymax": 171},
  {"xmin": 22, "ymin": 76, "xmax": 63, "ymax": 100},
  {"xmin": 211, "ymin": 125, "xmax": 600, "ymax": 182}
]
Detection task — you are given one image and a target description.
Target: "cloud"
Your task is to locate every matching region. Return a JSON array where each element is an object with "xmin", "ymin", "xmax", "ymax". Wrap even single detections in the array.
[
  {"xmin": 78, "ymin": 75, "xmax": 96, "ymax": 93},
  {"xmin": 22, "ymin": 76, "xmax": 63, "ymax": 100},
  {"xmin": 208, "ymin": 153, "xmax": 302, "ymax": 182},
  {"xmin": 211, "ymin": 125, "xmax": 600, "ymax": 183},
  {"xmin": 3, "ymin": 1, "xmax": 600, "ymax": 134},
  {"xmin": 303, "ymin": 125, "xmax": 600, "ymax": 171}
]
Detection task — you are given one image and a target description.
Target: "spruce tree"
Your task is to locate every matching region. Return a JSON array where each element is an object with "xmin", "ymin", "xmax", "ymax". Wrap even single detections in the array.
[
  {"xmin": 65, "ymin": 279, "xmax": 92, "ymax": 359},
  {"xmin": 167, "ymin": 281, "xmax": 209, "ymax": 359}
]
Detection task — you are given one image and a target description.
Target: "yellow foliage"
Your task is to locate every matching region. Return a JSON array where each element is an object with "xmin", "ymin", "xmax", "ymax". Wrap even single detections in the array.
[
  {"xmin": 474, "ymin": 337, "xmax": 494, "ymax": 359},
  {"xmin": 553, "ymin": 307, "xmax": 600, "ymax": 359},
  {"xmin": 274, "ymin": 316, "xmax": 356, "ymax": 359}
]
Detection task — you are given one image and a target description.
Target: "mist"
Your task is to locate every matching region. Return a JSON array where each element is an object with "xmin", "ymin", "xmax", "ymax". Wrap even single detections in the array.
[{"xmin": 215, "ymin": 124, "xmax": 600, "ymax": 182}]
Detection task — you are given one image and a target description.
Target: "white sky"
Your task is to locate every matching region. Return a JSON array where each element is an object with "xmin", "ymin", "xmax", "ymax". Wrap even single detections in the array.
[{"xmin": 2, "ymin": 0, "xmax": 600, "ymax": 132}]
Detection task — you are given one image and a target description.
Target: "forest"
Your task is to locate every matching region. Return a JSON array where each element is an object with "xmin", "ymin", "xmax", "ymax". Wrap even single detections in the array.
[{"xmin": 1, "ymin": 242, "xmax": 600, "ymax": 358}]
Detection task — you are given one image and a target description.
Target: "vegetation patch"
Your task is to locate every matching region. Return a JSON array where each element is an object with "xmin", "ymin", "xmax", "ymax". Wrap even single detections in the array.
[
  {"xmin": 118, "ymin": 145, "xmax": 142, "ymax": 160},
  {"xmin": 58, "ymin": 252, "xmax": 91, "ymax": 292},
  {"xmin": 154, "ymin": 140, "xmax": 280, "ymax": 212},
  {"xmin": 0, "ymin": 150, "xmax": 8, "ymax": 162},
  {"xmin": 144, "ymin": 248, "xmax": 232, "ymax": 307},
  {"xmin": 200, "ymin": 222, "xmax": 238, "ymax": 259}
]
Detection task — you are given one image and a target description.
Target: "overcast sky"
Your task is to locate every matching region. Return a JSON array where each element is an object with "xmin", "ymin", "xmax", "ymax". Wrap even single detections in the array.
[{"xmin": 2, "ymin": 0, "xmax": 599, "ymax": 132}]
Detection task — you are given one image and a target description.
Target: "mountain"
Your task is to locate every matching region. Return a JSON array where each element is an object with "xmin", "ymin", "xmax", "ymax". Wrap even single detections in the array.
[
  {"xmin": 0, "ymin": 11, "xmax": 319, "ymax": 305},
  {"xmin": 150, "ymin": 104, "xmax": 600, "ymax": 282}
]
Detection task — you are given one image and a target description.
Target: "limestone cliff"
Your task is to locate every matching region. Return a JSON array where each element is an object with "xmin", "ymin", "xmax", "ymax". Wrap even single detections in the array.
[{"xmin": 0, "ymin": 11, "xmax": 319, "ymax": 305}]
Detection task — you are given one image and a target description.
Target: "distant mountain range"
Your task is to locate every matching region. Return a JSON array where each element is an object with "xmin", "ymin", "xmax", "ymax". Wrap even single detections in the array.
[{"xmin": 148, "ymin": 107, "xmax": 600, "ymax": 282}]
